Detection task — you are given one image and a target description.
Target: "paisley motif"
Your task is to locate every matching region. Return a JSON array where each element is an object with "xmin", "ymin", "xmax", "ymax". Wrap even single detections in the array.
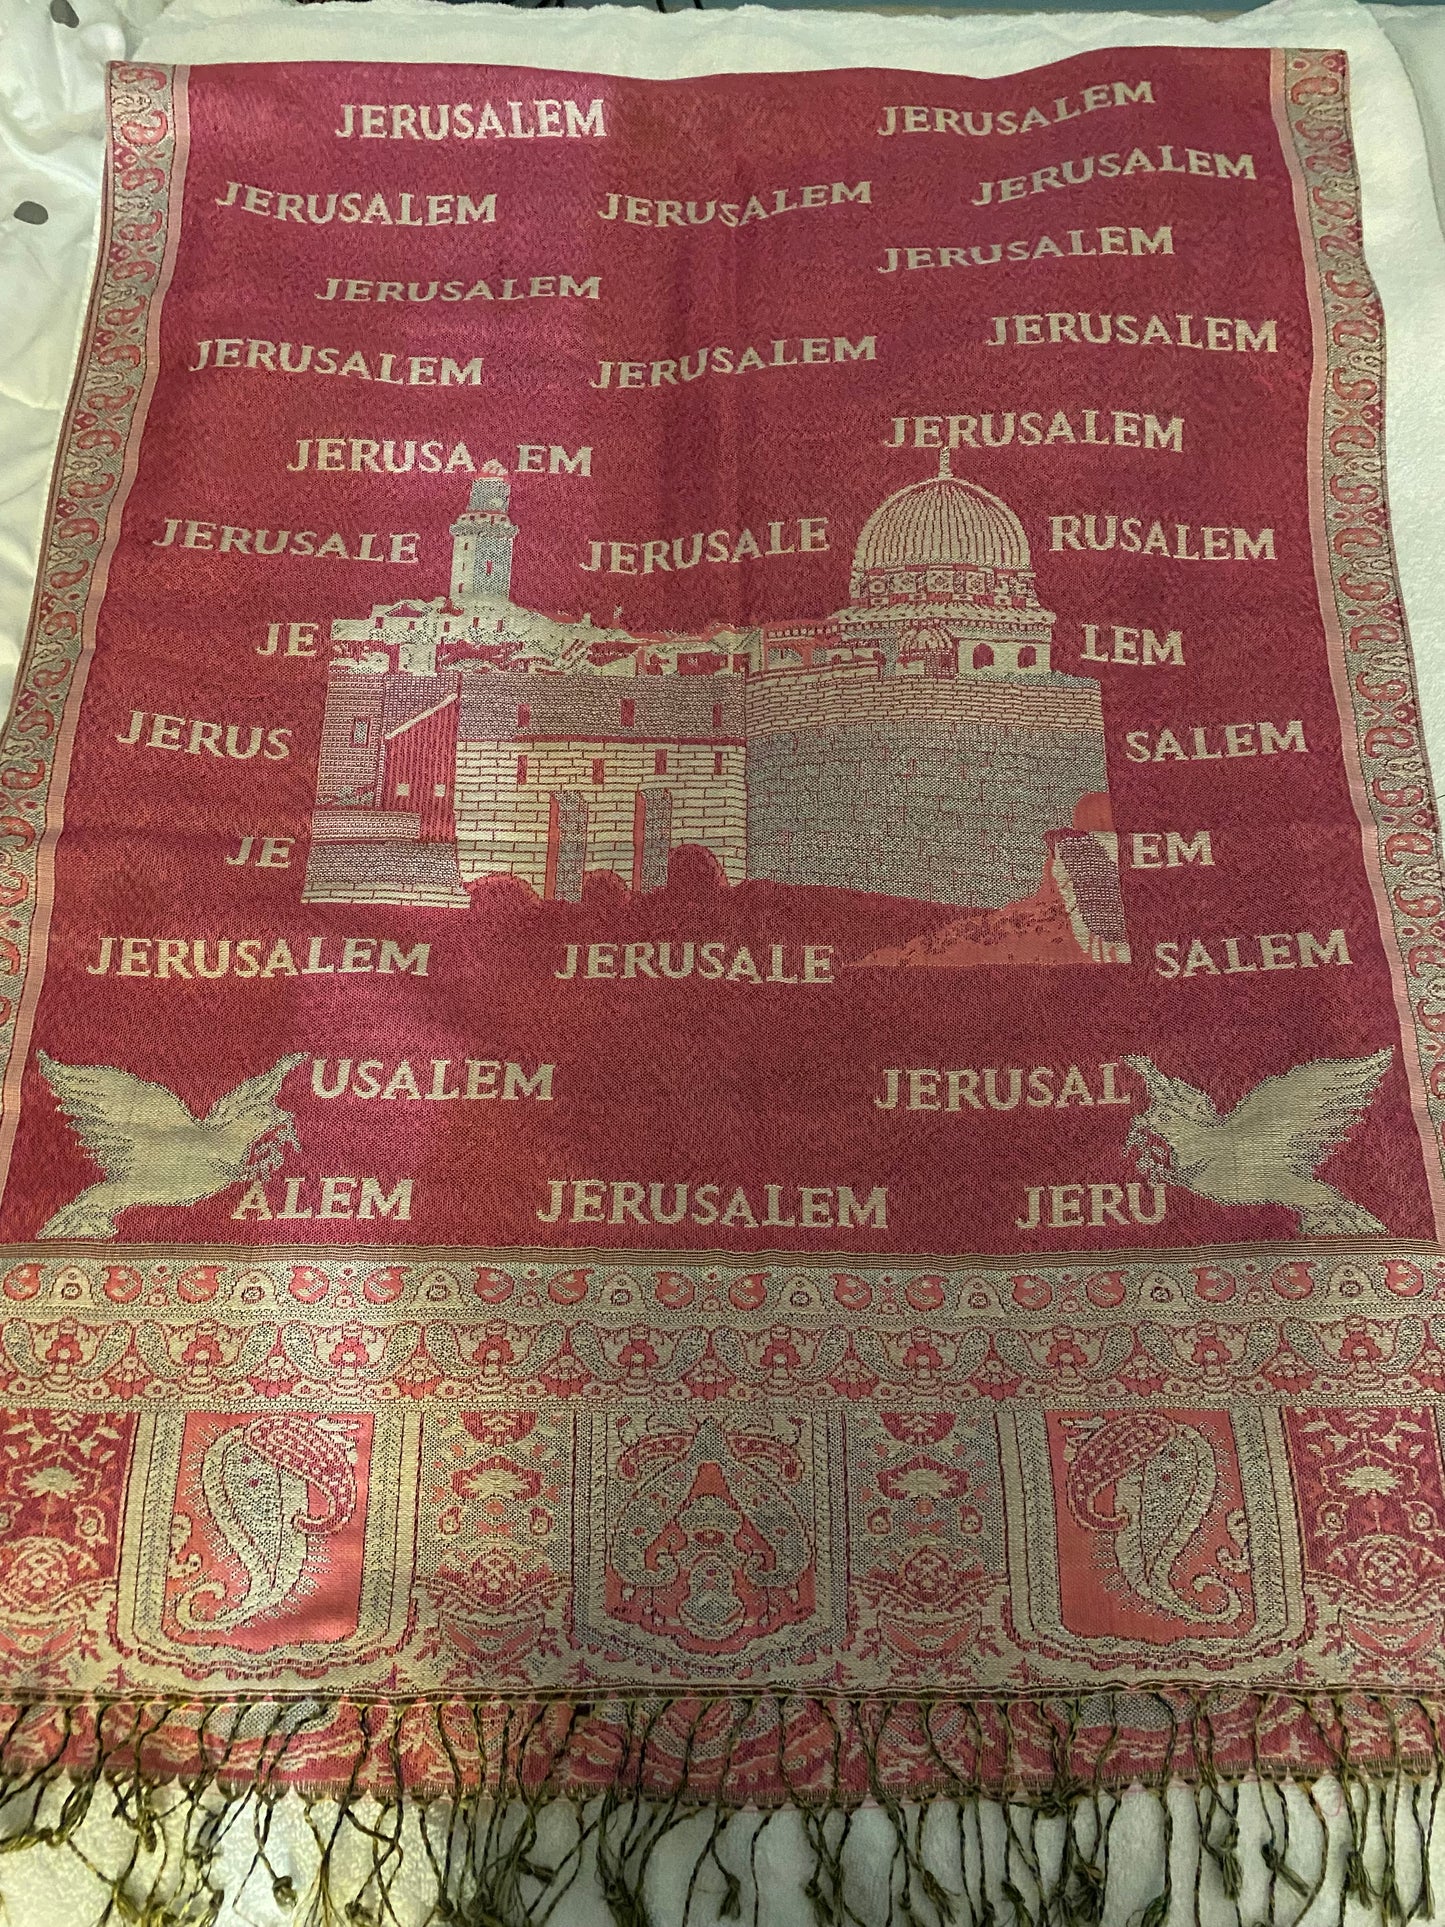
[
  {"xmin": 174, "ymin": 1416, "xmax": 356, "ymax": 1631},
  {"xmin": 1064, "ymin": 1413, "xmax": 1244, "ymax": 1623}
]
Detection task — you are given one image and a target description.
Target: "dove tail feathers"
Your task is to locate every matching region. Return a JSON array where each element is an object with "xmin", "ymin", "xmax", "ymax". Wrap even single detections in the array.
[
  {"xmin": 1296, "ymin": 1196, "xmax": 1387, "ymax": 1237},
  {"xmin": 37, "ymin": 1189, "xmax": 121, "ymax": 1239}
]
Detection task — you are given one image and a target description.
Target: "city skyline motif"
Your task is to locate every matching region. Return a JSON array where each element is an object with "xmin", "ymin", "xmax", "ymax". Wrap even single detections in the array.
[{"xmin": 303, "ymin": 459, "xmax": 1130, "ymax": 967}]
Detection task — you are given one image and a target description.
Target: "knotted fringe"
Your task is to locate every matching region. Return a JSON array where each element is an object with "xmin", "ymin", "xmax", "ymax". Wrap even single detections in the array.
[{"xmin": 0, "ymin": 1692, "xmax": 1440, "ymax": 1927}]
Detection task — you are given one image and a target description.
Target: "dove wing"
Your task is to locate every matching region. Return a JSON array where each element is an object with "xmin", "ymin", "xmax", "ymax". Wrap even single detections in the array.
[
  {"xmin": 1222, "ymin": 1048, "xmax": 1394, "ymax": 1175},
  {"xmin": 1123, "ymin": 1055, "xmax": 1221, "ymax": 1121},
  {"xmin": 37, "ymin": 1053, "xmax": 199, "ymax": 1177},
  {"xmin": 202, "ymin": 1054, "xmax": 307, "ymax": 1130}
]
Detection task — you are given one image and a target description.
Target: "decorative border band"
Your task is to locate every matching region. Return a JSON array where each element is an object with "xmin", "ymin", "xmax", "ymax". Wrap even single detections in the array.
[
  {"xmin": 0, "ymin": 65, "xmax": 185, "ymax": 1184},
  {"xmin": 1279, "ymin": 49, "xmax": 1445, "ymax": 1215},
  {"xmin": 0, "ymin": 1243, "xmax": 1442, "ymax": 1408}
]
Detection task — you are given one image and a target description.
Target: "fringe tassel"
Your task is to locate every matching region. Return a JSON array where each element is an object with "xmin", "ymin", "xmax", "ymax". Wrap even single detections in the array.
[{"xmin": 0, "ymin": 1691, "xmax": 1439, "ymax": 1927}]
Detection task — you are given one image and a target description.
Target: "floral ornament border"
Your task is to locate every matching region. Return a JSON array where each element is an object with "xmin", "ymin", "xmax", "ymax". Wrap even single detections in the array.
[
  {"xmin": 1, "ymin": 1309, "xmax": 1444, "ymax": 1410},
  {"xmin": 1281, "ymin": 50, "xmax": 1445, "ymax": 1173},
  {"xmin": 0, "ymin": 67, "xmax": 182, "ymax": 1113},
  {"xmin": 0, "ymin": 1243, "xmax": 1444, "ymax": 1410}
]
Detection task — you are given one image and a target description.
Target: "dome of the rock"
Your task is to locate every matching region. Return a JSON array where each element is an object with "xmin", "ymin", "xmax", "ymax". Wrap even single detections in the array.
[{"xmin": 852, "ymin": 462, "xmax": 1031, "ymax": 576}]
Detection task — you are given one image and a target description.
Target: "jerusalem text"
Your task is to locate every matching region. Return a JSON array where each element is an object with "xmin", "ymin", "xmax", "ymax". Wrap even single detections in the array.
[
  {"xmin": 81, "ymin": 936, "xmax": 431, "ymax": 979},
  {"xmin": 310, "ymin": 1059, "xmax": 554, "ymax": 1101},
  {"xmin": 1153, "ymin": 931, "xmax": 1353, "ymax": 978},
  {"xmin": 536, "ymin": 1179, "xmax": 886, "ymax": 1229},
  {"xmin": 970, "ymin": 146, "xmax": 1256, "ymax": 205},
  {"xmin": 873, "ymin": 1063, "xmax": 1133, "ymax": 1111},
  {"xmin": 1050, "ymin": 517, "xmax": 1274, "ymax": 559},
  {"xmin": 554, "ymin": 942, "xmax": 835, "ymax": 984},
  {"xmin": 333, "ymin": 99, "xmax": 605, "ymax": 139},
  {"xmin": 876, "ymin": 228, "xmax": 1172, "ymax": 272},
  {"xmin": 875, "ymin": 81, "xmax": 1153, "ymax": 138},
  {"xmin": 1015, "ymin": 1183, "xmax": 1166, "ymax": 1229},
  {"xmin": 215, "ymin": 181, "xmax": 496, "ymax": 222},
  {"xmin": 597, "ymin": 182, "xmax": 870, "ymax": 226},
  {"xmin": 591, "ymin": 337, "xmax": 875, "ymax": 388},
  {"xmin": 187, "ymin": 340, "xmax": 483, "ymax": 385},
  {"xmin": 888, "ymin": 411, "xmax": 1183, "ymax": 452},
  {"xmin": 152, "ymin": 521, "xmax": 419, "ymax": 563},
  {"xmin": 315, "ymin": 274, "xmax": 598, "ymax": 302},
  {"xmin": 232, "ymin": 1176, "xmax": 415, "ymax": 1220},
  {"xmin": 1123, "ymin": 720, "xmax": 1305, "ymax": 762},
  {"xmin": 1081, "ymin": 624, "xmax": 1184, "ymax": 664},
  {"xmin": 578, "ymin": 520, "xmax": 828, "ymax": 574},
  {"xmin": 986, "ymin": 313, "xmax": 1277, "ymax": 352},
  {"xmin": 115, "ymin": 711, "xmax": 290, "ymax": 758}
]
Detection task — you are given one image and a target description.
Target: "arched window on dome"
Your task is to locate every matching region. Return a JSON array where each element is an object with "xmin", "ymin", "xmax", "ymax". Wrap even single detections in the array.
[
  {"xmin": 1017, "ymin": 647, "xmax": 1037, "ymax": 668},
  {"xmin": 972, "ymin": 644, "xmax": 995, "ymax": 670}
]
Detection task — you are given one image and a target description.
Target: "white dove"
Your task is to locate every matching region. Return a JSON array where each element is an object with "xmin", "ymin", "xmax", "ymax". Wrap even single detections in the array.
[
  {"xmin": 35, "ymin": 1051, "xmax": 306, "ymax": 1239},
  {"xmin": 1123, "ymin": 1047, "xmax": 1394, "ymax": 1236}
]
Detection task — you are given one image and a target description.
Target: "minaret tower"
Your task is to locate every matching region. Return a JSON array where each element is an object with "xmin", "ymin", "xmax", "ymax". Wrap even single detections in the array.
[{"xmin": 449, "ymin": 461, "xmax": 518, "ymax": 606}]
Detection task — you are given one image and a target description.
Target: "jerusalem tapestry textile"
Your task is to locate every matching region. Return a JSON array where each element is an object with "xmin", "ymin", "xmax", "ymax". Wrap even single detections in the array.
[{"xmin": 5, "ymin": 43, "xmax": 1445, "ymax": 1922}]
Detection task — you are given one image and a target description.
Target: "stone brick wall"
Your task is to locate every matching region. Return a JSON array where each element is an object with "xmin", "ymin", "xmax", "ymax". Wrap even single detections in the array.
[
  {"xmin": 671, "ymin": 749, "xmax": 746, "ymax": 881},
  {"xmin": 315, "ymin": 675, "xmax": 388, "ymax": 806},
  {"xmin": 303, "ymin": 840, "xmax": 469, "ymax": 908},
  {"xmin": 458, "ymin": 669, "xmax": 744, "ymax": 742},
  {"xmin": 743, "ymin": 664, "xmax": 1101, "ymax": 736},
  {"xmin": 453, "ymin": 739, "xmax": 746, "ymax": 890},
  {"xmin": 314, "ymin": 657, "xmax": 1106, "ymax": 909},
  {"xmin": 746, "ymin": 717, "xmax": 1106, "ymax": 906},
  {"xmin": 312, "ymin": 808, "xmax": 422, "ymax": 844},
  {"xmin": 454, "ymin": 742, "xmax": 553, "ymax": 892}
]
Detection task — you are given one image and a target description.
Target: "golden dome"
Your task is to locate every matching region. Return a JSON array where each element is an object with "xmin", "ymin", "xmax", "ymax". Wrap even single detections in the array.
[{"xmin": 853, "ymin": 454, "xmax": 1031, "ymax": 575}]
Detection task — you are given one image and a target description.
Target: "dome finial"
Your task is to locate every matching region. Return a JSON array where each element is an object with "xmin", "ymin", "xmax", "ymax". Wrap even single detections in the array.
[{"xmin": 938, "ymin": 447, "xmax": 952, "ymax": 480}]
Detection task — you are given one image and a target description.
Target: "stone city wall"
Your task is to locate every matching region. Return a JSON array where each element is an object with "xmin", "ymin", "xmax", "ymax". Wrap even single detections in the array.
[
  {"xmin": 314, "ymin": 676, "xmax": 388, "ymax": 806},
  {"xmin": 454, "ymin": 739, "xmax": 747, "ymax": 890},
  {"xmin": 458, "ymin": 668, "xmax": 745, "ymax": 742},
  {"xmin": 742, "ymin": 663, "xmax": 1099, "ymax": 736},
  {"xmin": 746, "ymin": 718, "xmax": 1107, "ymax": 907}
]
